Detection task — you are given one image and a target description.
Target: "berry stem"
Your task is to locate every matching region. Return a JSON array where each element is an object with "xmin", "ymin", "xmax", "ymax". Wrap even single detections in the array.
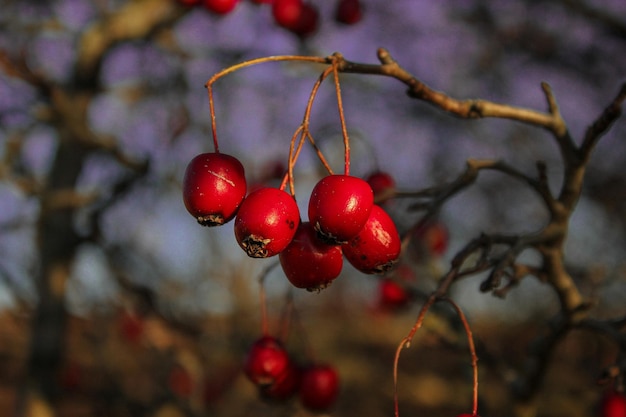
[
  {"xmin": 204, "ymin": 55, "xmax": 327, "ymax": 153},
  {"xmin": 257, "ymin": 261, "xmax": 280, "ymax": 336},
  {"xmin": 331, "ymin": 57, "xmax": 351, "ymax": 176},
  {"xmin": 392, "ymin": 296, "xmax": 437, "ymax": 417},
  {"xmin": 444, "ymin": 298, "xmax": 479, "ymax": 417}
]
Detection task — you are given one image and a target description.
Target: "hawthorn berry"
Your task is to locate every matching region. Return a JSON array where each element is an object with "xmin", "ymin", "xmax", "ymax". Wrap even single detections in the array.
[
  {"xmin": 202, "ymin": 0, "xmax": 239, "ymax": 14},
  {"xmin": 335, "ymin": 0, "xmax": 363, "ymax": 25},
  {"xmin": 342, "ymin": 204, "xmax": 401, "ymax": 274},
  {"xmin": 291, "ymin": 2, "xmax": 319, "ymax": 38},
  {"xmin": 244, "ymin": 336, "xmax": 291, "ymax": 387},
  {"xmin": 299, "ymin": 364, "xmax": 340, "ymax": 411},
  {"xmin": 272, "ymin": 0, "xmax": 303, "ymax": 30},
  {"xmin": 601, "ymin": 391, "xmax": 626, "ymax": 417},
  {"xmin": 279, "ymin": 222, "xmax": 344, "ymax": 291},
  {"xmin": 234, "ymin": 187, "xmax": 300, "ymax": 258},
  {"xmin": 183, "ymin": 152, "xmax": 247, "ymax": 227},
  {"xmin": 308, "ymin": 174, "xmax": 374, "ymax": 244},
  {"xmin": 260, "ymin": 362, "xmax": 301, "ymax": 401},
  {"xmin": 378, "ymin": 278, "xmax": 410, "ymax": 310},
  {"xmin": 366, "ymin": 170, "xmax": 396, "ymax": 202}
]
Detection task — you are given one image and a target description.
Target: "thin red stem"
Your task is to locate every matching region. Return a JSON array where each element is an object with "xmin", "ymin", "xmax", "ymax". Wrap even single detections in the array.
[
  {"xmin": 204, "ymin": 54, "xmax": 327, "ymax": 154},
  {"xmin": 332, "ymin": 60, "xmax": 351, "ymax": 176},
  {"xmin": 444, "ymin": 298, "xmax": 479, "ymax": 416}
]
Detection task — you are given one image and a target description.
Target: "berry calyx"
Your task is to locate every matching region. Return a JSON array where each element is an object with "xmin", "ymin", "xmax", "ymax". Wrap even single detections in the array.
[
  {"xmin": 335, "ymin": 0, "xmax": 363, "ymax": 25},
  {"xmin": 234, "ymin": 187, "xmax": 300, "ymax": 258},
  {"xmin": 601, "ymin": 391, "xmax": 626, "ymax": 417},
  {"xmin": 279, "ymin": 222, "xmax": 344, "ymax": 291},
  {"xmin": 342, "ymin": 204, "xmax": 401, "ymax": 274},
  {"xmin": 299, "ymin": 364, "xmax": 340, "ymax": 411},
  {"xmin": 202, "ymin": 0, "xmax": 239, "ymax": 14},
  {"xmin": 308, "ymin": 174, "xmax": 374, "ymax": 244},
  {"xmin": 366, "ymin": 170, "xmax": 396, "ymax": 202},
  {"xmin": 182, "ymin": 152, "xmax": 247, "ymax": 227},
  {"xmin": 244, "ymin": 336, "xmax": 291, "ymax": 387}
]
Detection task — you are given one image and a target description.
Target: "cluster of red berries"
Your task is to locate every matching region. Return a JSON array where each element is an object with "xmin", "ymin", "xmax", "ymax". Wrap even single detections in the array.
[
  {"xmin": 183, "ymin": 152, "xmax": 402, "ymax": 291},
  {"xmin": 175, "ymin": 0, "xmax": 363, "ymax": 38},
  {"xmin": 244, "ymin": 335, "xmax": 339, "ymax": 410}
]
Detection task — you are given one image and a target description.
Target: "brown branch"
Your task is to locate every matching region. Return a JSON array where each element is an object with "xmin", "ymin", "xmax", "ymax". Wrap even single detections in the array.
[{"xmin": 333, "ymin": 49, "xmax": 567, "ymax": 136}]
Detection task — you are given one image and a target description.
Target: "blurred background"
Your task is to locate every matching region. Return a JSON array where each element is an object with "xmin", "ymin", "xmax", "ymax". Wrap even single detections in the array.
[{"xmin": 0, "ymin": 0, "xmax": 625, "ymax": 416}]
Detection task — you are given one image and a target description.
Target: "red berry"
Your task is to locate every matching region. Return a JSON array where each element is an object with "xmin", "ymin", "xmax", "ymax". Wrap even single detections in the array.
[
  {"xmin": 366, "ymin": 170, "xmax": 396, "ymax": 202},
  {"xmin": 260, "ymin": 362, "xmax": 301, "ymax": 401},
  {"xmin": 291, "ymin": 2, "xmax": 319, "ymax": 38},
  {"xmin": 342, "ymin": 204, "xmax": 401, "ymax": 274},
  {"xmin": 244, "ymin": 336, "xmax": 291, "ymax": 387},
  {"xmin": 308, "ymin": 174, "xmax": 374, "ymax": 244},
  {"xmin": 234, "ymin": 187, "xmax": 300, "ymax": 258},
  {"xmin": 335, "ymin": 0, "xmax": 362, "ymax": 25},
  {"xmin": 299, "ymin": 364, "xmax": 340, "ymax": 411},
  {"xmin": 279, "ymin": 222, "xmax": 344, "ymax": 291},
  {"xmin": 378, "ymin": 278, "xmax": 410, "ymax": 309},
  {"xmin": 202, "ymin": 0, "xmax": 239, "ymax": 14},
  {"xmin": 183, "ymin": 152, "xmax": 247, "ymax": 227},
  {"xmin": 272, "ymin": 0, "xmax": 303, "ymax": 29},
  {"xmin": 601, "ymin": 392, "xmax": 626, "ymax": 417}
]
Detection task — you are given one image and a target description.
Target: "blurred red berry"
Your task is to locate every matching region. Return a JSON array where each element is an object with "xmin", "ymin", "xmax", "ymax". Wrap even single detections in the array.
[
  {"xmin": 378, "ymin": 278, "xmax": 410, "ymax": 309},
  {"xmin": 366, "ymin": 170, "xmax": 396, "ymax": 202},
  {"xmin": 272, "ymin": 0, "xmax": 303, "ymax": 29},
  {"xmin": 202, "ymin": 0, "xmax": 239, "ymax": 14},
  {"xmin": 291, "ymin": 2, "xmax": 319, "ymax": 38},
  {"xmin": 601, "ymin": 391, "xmax": 626, "ymax": 417},
  {"xmin": 244, "ymin": 336, "xmax": 291, "ymax": 387},
  {"xmin": 299, "ymin": 364, "xmax": 340, "ymax": 411},
  {"xmin": 335, "ymin": 0, "xmax": 362, "ymax": 25}
]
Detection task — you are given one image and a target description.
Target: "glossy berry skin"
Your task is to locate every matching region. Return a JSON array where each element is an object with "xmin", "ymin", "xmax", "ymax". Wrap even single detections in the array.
[
  {"xmin": 342, "ymin": 204, "xmax": 401, "ymax": 274},
  {"xmin": 335, "ymin": 0, "xmax": 362, "ymax": 25},
  {"xmin": 183, "ymin": 152, "xmax": 247, "ymax": 227},
  {"xmin": 308, "ymin": 174, "xmax": 374, "ymax": 245},
  {"xmin": 601, "ymin": 392, "xmax": 626, "ymax": 417},
  {"xmin": 279, "ymin": 222, "xmax": 343, "ymax": 291},
  {"xmin": 202, "ymin": 0, "xmax": 239, "ymax": 14},
  {"xmin": 366, "ymin": 170, "xmax": 395, "ymax": 202},
  {"xmin": 299, "ymin": 364, "xmax": 339, "ymax": 411},
  {"xmin": 234, "ymin": 187, "xmax": 300, "ymax": 258},
  {"xmin": 244, "ymin": 336, "xmax": 291, "ymax": 387}
]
